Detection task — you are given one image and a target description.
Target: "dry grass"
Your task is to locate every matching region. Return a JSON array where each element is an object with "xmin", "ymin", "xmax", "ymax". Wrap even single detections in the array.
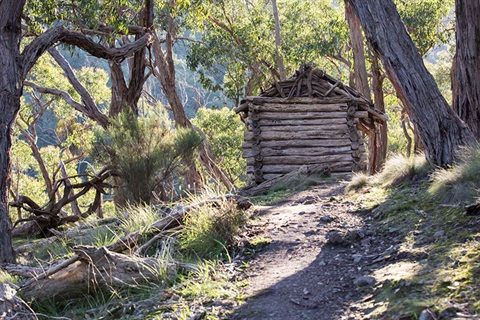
[
  {"xmin": 376, "ymin": 153, "xmax": 433, "ymax": 187},
  {"xmin": 429, "ymin": 145, "xmax": 480, "ymax": 204}
]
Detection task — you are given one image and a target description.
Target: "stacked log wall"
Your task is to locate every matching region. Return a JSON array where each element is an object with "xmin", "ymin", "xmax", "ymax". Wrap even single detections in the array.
[{"xmin": 242, "ymin": 98, "xmax": 367, "ymax": 182}]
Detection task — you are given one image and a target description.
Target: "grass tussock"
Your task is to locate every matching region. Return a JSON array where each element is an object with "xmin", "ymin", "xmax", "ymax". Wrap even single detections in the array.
[
  {"xmin": 0, "ymin": 269, "xmax": 19, "ymax": 285},
  {"xmin": 429, "ymin": 145, "xmax": 480, "ymax": 204},
  {"xmin": 180, "ymin": 196, "xmax": 249, "ymax": 260},
  {"xmin": 119, "ymin": 205, "xmax": 161, "ymax": 235},
  {"xmin": 346, "ymin": 173, "xmax": 371, "ymax": 193},
  {"xmin": 375, "ymin": 153, "xmax": 433, "ymax": 187}
]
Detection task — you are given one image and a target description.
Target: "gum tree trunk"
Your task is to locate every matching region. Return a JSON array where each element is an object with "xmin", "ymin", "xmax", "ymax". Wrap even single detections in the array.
[
  {"xmin": 347, "ymin": 0, "xmax": 474, "ymax": 166},
  {"xmin": 0, "ymin": 0, "xmax": 26, "ymax": 263},
  {"xmin": 454, "ymin": 0, "xmax": 480, "ymax": 139}
]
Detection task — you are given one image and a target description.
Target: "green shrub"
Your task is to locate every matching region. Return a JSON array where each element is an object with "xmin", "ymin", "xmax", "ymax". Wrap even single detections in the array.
[
  {"xmin": 97, "ymin": 111, "xmax": 202, "ymax": 204},
  {"xmin": 429, "ymin": 145, "xmax": 480, "ymax": 204},
  {"xmin": 192, "ymin": 108, "xmax": 246, "ymax": 186}
]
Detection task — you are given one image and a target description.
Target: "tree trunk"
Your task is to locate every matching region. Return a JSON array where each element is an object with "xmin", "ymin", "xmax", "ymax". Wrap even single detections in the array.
[
  {"xmin": 151, "ymin": 8, "xmax": 234, "ymax": 190},
  {"xmin": 347, "ymin": 0, "xmax": 474, "ymax": 166},
  {"xmin": 0, "ymin": 100, "xmax": 17, "ymax": 263},
  {"xmin": 0, "ymin": 0, "xmax": 26, "ymax": 263},
  {"xmin": 371, "ymin": 52, "xmax": 387, "ymax": 169},
  {"xmin": 272, "ymin": 0, "xmax": 286, "ymax": 80},
  {"xmin": 345, "ymin": 0, "xmax": 384, "ymax": 174},
  {"xmin": 345, "ymin": 1, "xmax": 370, "ymax": 100},
  {"xmin": 454, "ymin": 0, "xmax": 480, "ymax": 140}
]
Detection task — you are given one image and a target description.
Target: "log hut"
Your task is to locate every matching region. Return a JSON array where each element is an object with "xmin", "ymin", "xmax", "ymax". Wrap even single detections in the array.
[{"xmin": 235, "ymin": 65, "xmax": 387, "ymax": 183}]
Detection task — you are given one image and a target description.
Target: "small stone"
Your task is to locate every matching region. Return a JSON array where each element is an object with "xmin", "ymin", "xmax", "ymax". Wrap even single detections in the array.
[
  {"xmin": 418, "ymin": 309, "xmax": 435, "ymax": 320},
  {"xmin": 302, "ymin": 196, "xmax": 319, "ymax": 204},
  {"xmin": 361, "ymin": 237, "xmax": 372, "ymax": 247},
  {"xmin": 354, "ymin": 276, "xmax": 376, "ymax": 286},
  {"xmin": 303, "ymin": 287, "xmax": 310, "ymax": 295},
  {"xmin": 327, "ymin": 231, "xmax": 345, "ymax": 244},
  {"xmin": 304, "ymin": 230, "xmax": 316, "ymax": 237},
  {"xmin": 439, "ymin": 307, "xmax": 459, "ymax": 319},
  {"xmin": 320, "ymin": 215, "xmax": 333, "ymax": 223},
  {"xmin": 318, "ymin": 261, "xmax": 326, "ymax": 267},
  {"xmin": 352, "ymin": 254, "xmax": 363, "ymax": 263}
]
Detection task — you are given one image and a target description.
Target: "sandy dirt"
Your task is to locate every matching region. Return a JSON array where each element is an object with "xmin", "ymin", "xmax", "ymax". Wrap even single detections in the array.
[{"xmin": 232, "ymin": 181, "xmax": 395, "ymax": 320}]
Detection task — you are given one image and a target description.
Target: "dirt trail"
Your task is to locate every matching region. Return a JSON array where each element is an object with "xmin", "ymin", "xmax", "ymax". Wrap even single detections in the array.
[{"xmin": 232, "ymin": 181, "xmax": 392, "ymax": 320}]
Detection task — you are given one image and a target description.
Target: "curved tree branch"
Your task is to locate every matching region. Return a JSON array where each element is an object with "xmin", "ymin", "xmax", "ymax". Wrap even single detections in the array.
[
  {"xmin": 48, "ymin": 47, "xmax": 109, "ymax": 127},
  {"xmin": 24, "ymin": 81, "xmax": 110, "ymax": 127},
  {"xmin": 21, "ymin": 26, "xmax": 154, "ymax": 80}
]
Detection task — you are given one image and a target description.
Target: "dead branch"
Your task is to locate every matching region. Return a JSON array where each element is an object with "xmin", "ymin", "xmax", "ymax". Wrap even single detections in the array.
[{"xmin": 10, "ymin": 167, "xmax": 119, "ymax": 238}]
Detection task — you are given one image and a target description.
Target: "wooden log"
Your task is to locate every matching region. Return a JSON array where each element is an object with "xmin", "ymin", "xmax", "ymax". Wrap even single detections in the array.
[
  {"xmin": 352, "ymin": 149, "xmax": 366, "ymax": 157},
  {"xmin": 0, "ymin": 283, "xmax": 36, "ymax": 319},
  {"xmin": 248, "ymin": 123, "xmax": 349, "ymax": 132},
  {"xmin": 244, "ymin": 96, "xmax": 363, "ymax": 105},
  {"xmin": 254, "ymin": 118, "xmax": 349, "ymax": 126},
  {"xmin": 243, "ymin": 139, "xmax": 352, "ymax": 149},
  {"xmin": 353, "ymin": 111, "xmax": 369, "ymax": 118},
  {"xmin": 244, "ymin": 130, "xmax": 349, "ymax": 141},
  {"xmin": 246, "ymin": 154, "xmax": 354, "ymax": 165},
  {"xmin": 0, "ymin": 264, "xmax": 43, "ymax": 278},
  {"xmin": 243, "ymin": 146, "xmax": 352, "ymax": 158},
  {"xmin": 250, "ymin": 103, "xmax": 348, "ymax": 113},
  {"xmin": 234, "ymin": 102, "xmax": 249, "ymax": 113},
  {"xmin": 247, "ymin": 162, "xmax": 354, "ymax": 174},
  {"xmin": 349, "ymin": 130, "xmax": 361, "ymax": 141},
  {"xmin": 256, "ymin": 111, "xmax": 348, "ymax": 120},
  {"xmin": 347, "ymin": 105, "xmax": 357, "ymax": 116},
  {"xmin": 21, "ymin": 246, "xmax": 178, "ymax": 304}
]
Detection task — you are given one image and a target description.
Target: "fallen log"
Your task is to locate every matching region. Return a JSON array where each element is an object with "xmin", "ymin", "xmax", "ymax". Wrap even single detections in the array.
[
  {"xmin": 107, "ymin": 195, "xmax": 252, "ymax": 254},
  {"xmin": 0, "ymin": 283, "xmax": 36, "ymax": 320},
  {"xmin": 21, "ymin": 245, "xmax": 178, "ymax": 304},
  {"xmin": 240, "ymin": 164, "xmax": 331, "ymax": 196}
]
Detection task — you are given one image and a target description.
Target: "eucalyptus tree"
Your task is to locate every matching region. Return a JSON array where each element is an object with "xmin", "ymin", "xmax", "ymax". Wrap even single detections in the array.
[
  {"xmin": 187, "ymin": 0, "xmax": 349, "ymax": 103},
  {"xmin": 346, "ymin": 0, "xmax": 473, "ymax": 166},
  {"xmin": 453, "ymin": 0, "xmax": 480, "ymax": 139},
  {"xmin": 0, "ymin": 0, "xmax": 153, "ymax": 263}
]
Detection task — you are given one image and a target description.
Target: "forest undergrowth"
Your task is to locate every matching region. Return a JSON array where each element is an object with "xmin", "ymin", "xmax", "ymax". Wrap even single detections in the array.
[{"xmin": 3, "ymin": 148, "xmax": 480, "ymax": 319}]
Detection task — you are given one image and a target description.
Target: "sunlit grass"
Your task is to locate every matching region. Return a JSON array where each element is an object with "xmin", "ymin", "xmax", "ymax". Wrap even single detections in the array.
[
  {"xmin": 119, "ymin": 205, "xmax": 161, "ymax": 235},
  {"xmin": 375, "ymin": 153, "xmax": 433, "ymax": 187},
  {"xmin": 180, "ymin": 195, "xmax": 248, "ymax": 260},
  {"xmin": 429, "ymin": 145, "xmax": 480, "ymax": 204}
]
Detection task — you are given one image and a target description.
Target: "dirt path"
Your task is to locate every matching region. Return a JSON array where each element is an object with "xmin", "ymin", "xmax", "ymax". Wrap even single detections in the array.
[{"xmin": 232, "ymin": 181, "xmax": 392, "ymax": 320}]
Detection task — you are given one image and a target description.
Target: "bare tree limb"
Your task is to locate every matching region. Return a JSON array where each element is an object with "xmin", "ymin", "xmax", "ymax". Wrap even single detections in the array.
[{"xmin": 21, "ymin": 26, "xmax": 153, "ymax": 80}]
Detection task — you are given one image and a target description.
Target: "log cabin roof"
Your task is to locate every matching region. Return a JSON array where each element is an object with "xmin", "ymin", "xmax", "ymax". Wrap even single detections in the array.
[{"xmin": 236, "ymin": 64, "xmax": 387, "ymax": 124}]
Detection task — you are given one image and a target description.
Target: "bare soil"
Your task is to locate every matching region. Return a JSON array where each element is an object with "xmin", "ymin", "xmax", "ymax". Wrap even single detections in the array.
[{"xmin": 232, "ymin": 181, "xmax": 396, "ymax": 320}]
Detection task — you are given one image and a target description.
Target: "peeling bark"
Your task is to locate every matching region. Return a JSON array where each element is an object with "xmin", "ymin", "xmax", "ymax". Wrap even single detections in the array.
[
  {"xmin": 347, "ymin": 0, "xmax": 474, "ymax": 166},
  {"xmin": 454, "ymin": 0, "xmax": 480, "ymax": 139}
]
